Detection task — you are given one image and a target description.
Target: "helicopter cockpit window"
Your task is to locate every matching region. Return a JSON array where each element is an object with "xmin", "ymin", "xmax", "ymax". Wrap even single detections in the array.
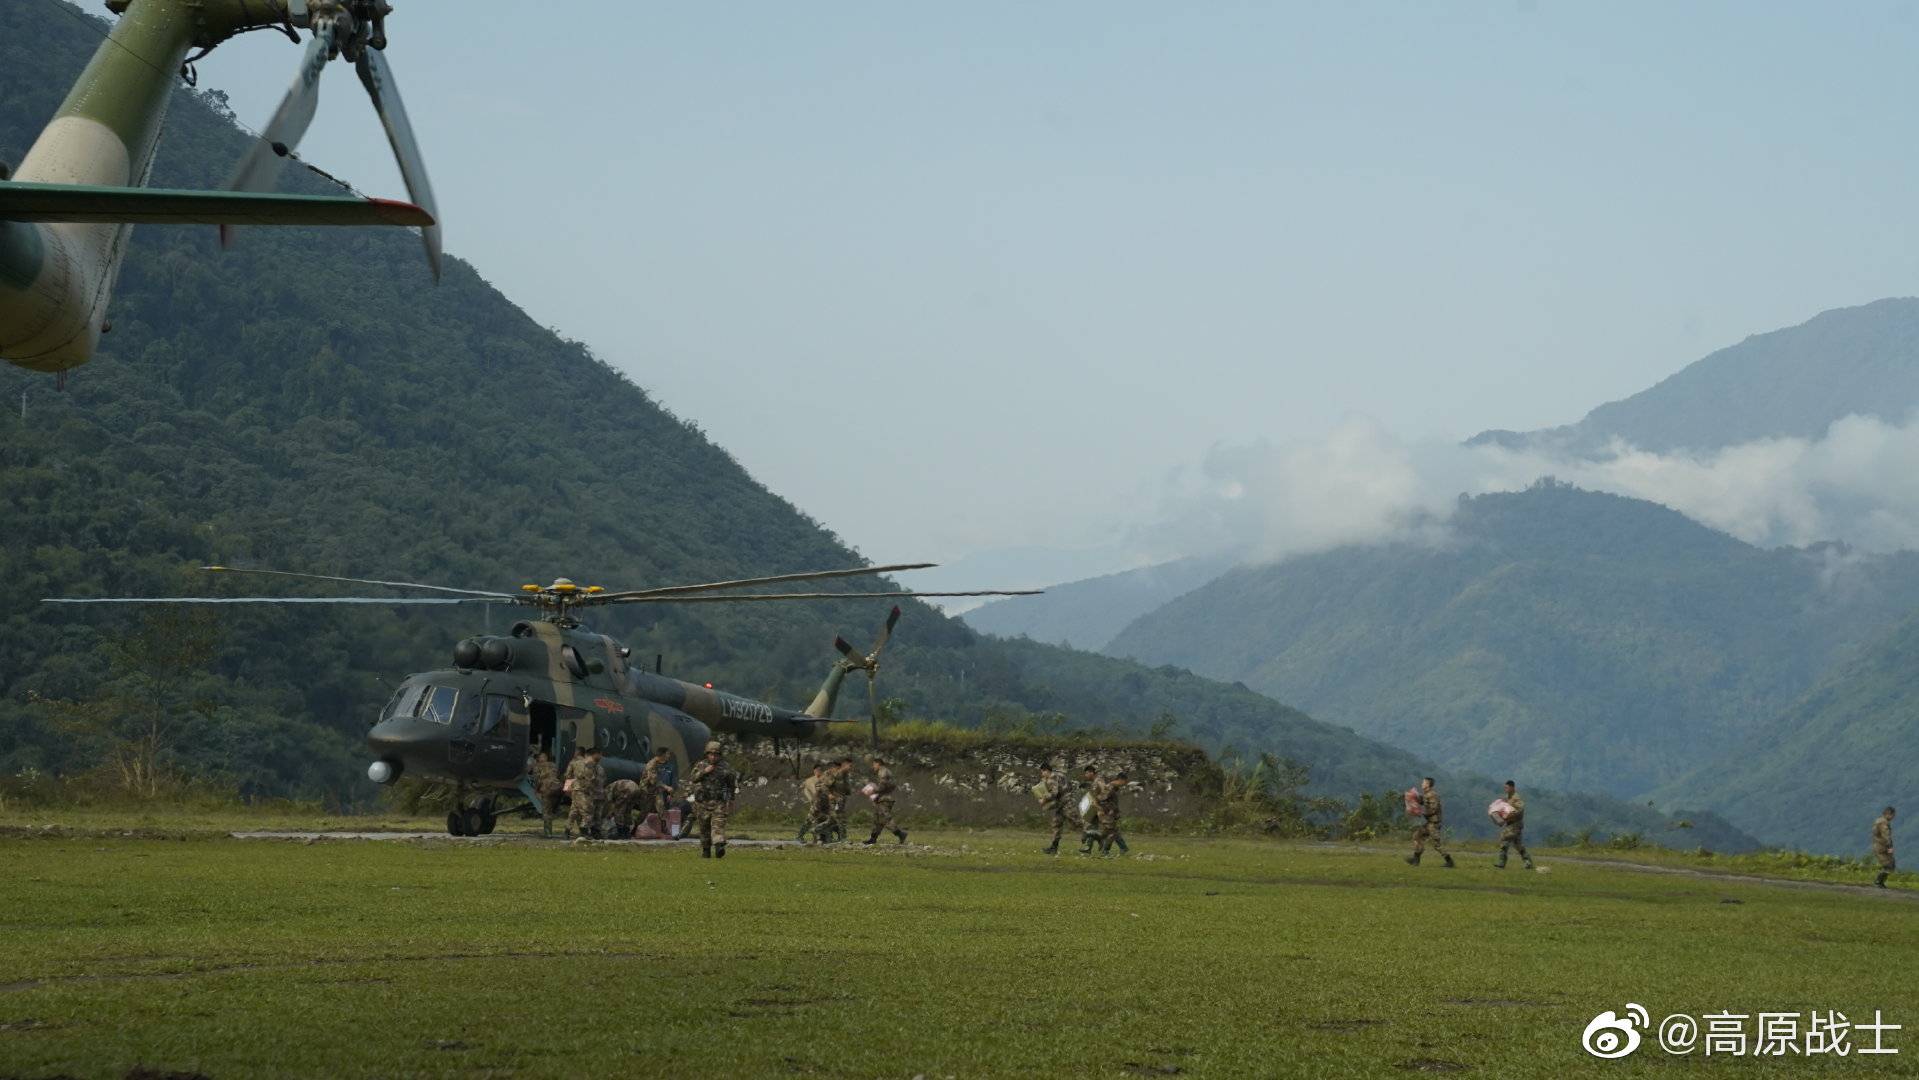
[
  {"xmin": 453, "ymin": 692, "xmax": 484, "ymax": 734},
  {"xmin": 418, "ymin": 686, "xmax": 459, "ymax": 725},
  {"xmin": 386, "ymin": 684, "xmax": 426, "ymax": 721},
  {"xmin": 478, "ymin": 695, "xmax": 511, "ymax": 737}
]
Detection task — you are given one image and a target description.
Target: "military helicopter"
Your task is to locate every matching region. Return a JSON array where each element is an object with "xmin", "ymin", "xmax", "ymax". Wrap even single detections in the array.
[
  {"xmin": 2, "ymin": 0, "xmax": 440, "ymax": 379},
  {"xmin": 48, "ymin": 562, "xmax": 1038, "ymax": 836}
]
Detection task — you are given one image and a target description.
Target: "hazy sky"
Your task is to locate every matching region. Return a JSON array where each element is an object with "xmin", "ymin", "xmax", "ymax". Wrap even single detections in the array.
[{"xmin": 192, "ymin": 1, "xmax": 1919, "ymax": 584}]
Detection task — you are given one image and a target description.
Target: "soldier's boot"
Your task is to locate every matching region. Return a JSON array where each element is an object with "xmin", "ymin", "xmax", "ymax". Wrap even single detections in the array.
[
  {"xmin": 1876, "ymin": 870, "xmax": 1890, "ymax": 888},
  {"xmin": 700, "ymin": 841, "xmax": 712, "ymax": 859},
  {"xmin": 1523, "ymin": 856, "xmax": 1536, "ymax": 870},
  {"xmin": 1495, "ymin": 847, "xmax": 1508, "ymax": 869},
  {"xmin": 714, "ymin": 842, "xmax": 727, "ymax": 859},
  {"xmin": 1043, "ymin": 840, "xmax": 1059, "ymax": 855},
  {"xmin": 1115, "ymin": 835, "xmax": 1129, "ymax": 854},
  {"xmin": 862, "ymin": 831, "xmax": 880, "ymax": 846},
  {"xmin": 797, "ymin": 825, "xmax": 809, "ymax": 842},
  {"xmin": 1079, "ymin": 837, "xmax": 1095, "ymax": 855},
  {"xmin": 1442, "ymin": 853, "xmax": 1455, "ymax": 869},
  {"xmin": 1405, "ymin": 851, "xmax": 1421, "ymax": 866},
  {"xmin": 893, "ymin": 828, "xmax": 908, "ymax": 844}
]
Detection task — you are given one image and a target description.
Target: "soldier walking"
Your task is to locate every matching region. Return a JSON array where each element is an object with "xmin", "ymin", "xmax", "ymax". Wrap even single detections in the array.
[
  {"xmin": 798, "ymin": 760, "xmax": 827, "ymax": 843},
  {"xmin": 1036, "ymin": 762, "xmax": 1072, "ymax": 855},
  {"xmin": 863, "ymin": 755, "xmax": 909, "ymax": 845},
  {"xmin": 1077, "ymin": 764, "xmax": 1101, "ymax": 855},
  {"xmin": 529, "ymin": 750, "xmax": 561, "ymax": 834},
  {"xmin": 564, "ymin": 744, "xmax": 606, "ymax": 841},
  {"xmin": 1493, "ymin": 779, "xmax": 1534, "ymax": 870},
  {"xmin": 824, "ymin": 757, "xmax": 854, "ymax": 843},
  {"xmin": 1092, "ymin": 770, "xmax": 1130, "ymax": 855},
  {"xmin": 641, "ymin": 746, "xmax": 675, "ymax": 837},
  {"xmin": 687, "ymin": 740, "xmax": 739, "ymax": 859},
  {"xmin": 1873, "ymin": 806, "xmax": 1896, "ymax": 888},
  {"xmin": 1406, "ymin": 776, "xmax": 1454, "ymax": 868}
]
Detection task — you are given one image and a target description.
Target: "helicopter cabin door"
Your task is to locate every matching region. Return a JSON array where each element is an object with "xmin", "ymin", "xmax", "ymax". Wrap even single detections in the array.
[
  {"xmin": 448, "ymin": 694, "xmax": 527, "ymax": 780},
  {"xmin": 549, "ymin": 705, "xmax": 597, "ymax": 770}
]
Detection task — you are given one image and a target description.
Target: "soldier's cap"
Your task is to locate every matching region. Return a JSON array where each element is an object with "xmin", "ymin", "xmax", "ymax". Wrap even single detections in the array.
[
  {"xmin": 870, "ymin": 755, "xmax": 888, "ymax": 766},
  {"xmin": 1503, "ymin": 779, "xmax": 1516, "ymax": 788},
  {"xmin": 1082, "ymin": 764, "xmax": 1097, "ymax": 773},
  {"xmin": 704, "ymin": 740, "xmax": 722, "ymax": 754},
  {"xmin": 1114, "ymin": 770, "xmax": 1128, "ymax": 780}
]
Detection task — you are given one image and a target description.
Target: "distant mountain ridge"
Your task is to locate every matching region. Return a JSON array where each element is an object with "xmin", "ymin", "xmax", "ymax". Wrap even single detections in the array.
[
  {"xmin": 1105, "ymin": 483, "xmax": 1919, "ymax": 824},
  {"xmin": 961, "ymin": 554, "xmax": 1234, "ymax": 650},
  {"xmin": 1470, "ymin": 297, "xmax": 1919, "ymax": 456}
]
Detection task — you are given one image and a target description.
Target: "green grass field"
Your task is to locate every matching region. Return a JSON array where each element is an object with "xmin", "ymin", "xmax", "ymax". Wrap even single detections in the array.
[{"xmin": 1, "ymin": 822, "xmax": 1913, "ymax": 1078}]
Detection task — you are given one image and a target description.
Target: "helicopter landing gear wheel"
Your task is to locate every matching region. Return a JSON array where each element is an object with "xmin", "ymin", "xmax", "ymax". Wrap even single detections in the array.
[
  {"xmin": 446, "ymin": 809, "xmax": 467, "ymax": 837},
  {"xmin": 462, "ymin": 808, "xmax": 487, "ymax": 836},
  {"xmin": 479, "ymin": 810, "xmax": 497, "ymax": 834}
]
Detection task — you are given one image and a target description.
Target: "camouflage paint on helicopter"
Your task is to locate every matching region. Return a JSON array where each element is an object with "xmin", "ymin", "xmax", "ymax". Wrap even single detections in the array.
[
  {"xmin": 366, "ymin": 616, "xmax": 865, "ymax": 833},
  {"xmin": 2, "ymin": 0, "xmax": 437, "ymax": 373}
]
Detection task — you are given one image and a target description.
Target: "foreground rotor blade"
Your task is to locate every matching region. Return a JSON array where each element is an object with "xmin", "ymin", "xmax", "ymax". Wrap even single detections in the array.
[
  {"xmin": 607, "ymin": 589, "xmax": 1040, "ymax": 604},
  {"xmin": 201, "ymin": 565, "xmax": 515, "ymax": 598},
  {"xmin": 43, "ymin": 596, "xmax": 512, "ymax": 605},
  {"xmin": 595, "ymin": 563, "xmax": 938, "ymax": 602},
  {"xmin": 356, "ymin": 48, "xmax": 441, "ymax": 280},
  {"xmin": 225, "ymin": 19, "xmax": 335, "ymax": 198}
]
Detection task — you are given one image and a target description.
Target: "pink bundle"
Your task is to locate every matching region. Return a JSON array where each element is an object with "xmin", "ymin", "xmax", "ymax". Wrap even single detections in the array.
[
  {"xmin": 862, "ymin": 782, "xmax": 879, "ymax": 799},
  {"xmin": 1488, "ymin": 798, "xmax": 1515, "ymax": 824},
  {"xmin": 1404, "ymin": 788, "xmax": 1423, "ymax": 817}
]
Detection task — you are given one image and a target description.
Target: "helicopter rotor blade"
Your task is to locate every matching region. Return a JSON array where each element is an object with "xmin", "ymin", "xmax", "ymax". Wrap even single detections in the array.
[
  {"xmin": 868, "ymin": 605, "xmax": 902, "ymax": 663},
  {"xmin": 604, "ymin": 589, "xmax": 1040, "ymax": 604},
  {"xmin": 594, "ymin": 563, "xmax": 937, "ymax": 602},
  {"xmin": 223, "ymin": 17, "xmax": 334, "ymax": 203},
  {"xmin": 355, "ymin": 46, "xmax": 441, "ymax": 281},
  {"xmin": 200, "ymin": 566, "xmax": 516, "ymax": 598},
  {"xmin": 42, "ymin": 596, "xmax": 513, "ymax": 606},
  {"xmin": 833, "ymin": 636, "xmax": 858, "ymax": 661}
]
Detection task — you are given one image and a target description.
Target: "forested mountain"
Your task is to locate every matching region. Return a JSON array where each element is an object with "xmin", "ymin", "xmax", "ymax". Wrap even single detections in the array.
[
  {"xmin": 1469, "ymin": 298, "xmax": 1919, "ymax": 456},
  {"xmin": 0, "ymin": 0, "xmax": 1429, "ymax": 811},
  {"xmin": 1658, "ymin": 612, "xmax": 1919, "ymax": 855},
  {"xmin": 961, "ymin": 554, "xmax": 1232, "ymax": 650},
  {"xmin": 1106, "ymin": 482, "xmax": 1919, "ymax": 811}
]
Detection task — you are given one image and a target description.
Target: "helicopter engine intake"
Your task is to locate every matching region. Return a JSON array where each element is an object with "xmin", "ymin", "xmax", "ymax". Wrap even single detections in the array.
[{"xmin": 453, "ymin": 636, "xmax": 515, "ymax": 671}]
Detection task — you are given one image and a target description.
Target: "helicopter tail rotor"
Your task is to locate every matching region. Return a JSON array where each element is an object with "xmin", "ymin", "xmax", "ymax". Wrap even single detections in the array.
[{"xmin": 223, "ymin": 2, "xmax": 440, "ymax": 280}]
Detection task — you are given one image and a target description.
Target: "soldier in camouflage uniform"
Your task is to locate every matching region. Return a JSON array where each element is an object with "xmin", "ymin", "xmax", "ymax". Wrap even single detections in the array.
[
  {"xmin": 641, "ymin": 746, "xmax": 675, "ymax": 837},
  {"xmin": 563, "ymin": 745, "xmax": 606, "ymax": 840},
  {"xmin": 687, "ymin": 740, "xmax": 739, "ymax": 858},
  {"xmin": 797, "ymin": 760, "xmax": 826, "ymax": 843},
  {"xmin": 1092, "ymin": 771, "xmax": 1131, "ymax": 855},
  {"xmin": 1493, "ymin": 779, "xmax": 1534, "ymax": 870},
  {"xmin": 1873, "ymin": 806, "xmax": 1896, "ymax": 888},
  {"xmin": 1036, "ymin": 762, "xmax": 1072, "ymax": 855},
  {"xmin": 529, "ymin": 750, "xmax": 561, "ymax": 834},
  {"xmin": 1405, "ymin": 776, "xmax": 1454, "ymax": 868},
  {"xmin": 1077, "ymin": 764, "xmax": 1101, "ymax": 855},
  {"xmin": 863, "ymin": 755, "xmax": 909, "ymax": 845},
  {"xmin": 823, "ymin": 757, "xmax": 854, "ymax": 844},
  {"xmin": 604, "ymin": 779, "xmax": 643, "ymax": 839}
]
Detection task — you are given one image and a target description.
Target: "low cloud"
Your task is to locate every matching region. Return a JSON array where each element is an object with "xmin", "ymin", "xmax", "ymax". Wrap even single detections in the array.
[{"xmin": 1139, "ymin": 413, "xmax": 1919, "ymax": 564}]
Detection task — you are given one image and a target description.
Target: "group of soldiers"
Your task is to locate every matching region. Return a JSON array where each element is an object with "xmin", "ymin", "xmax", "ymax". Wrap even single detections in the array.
[
  {"xmin": 797, "ymin": 754, "xmax": 909, "ymax": 846},
  {"xmin": 1034, "ymin": 762, "xmax": 1130, "ymax": 855},
  {"xmin": 528, "ymin": 747, "xmax": 1899, "ymax": 886},
  {"xmin": 526, "ymin": 740, "xmax": 740, "ymax": 858},
  {"xmin": 1401, "ymin": 776, "xmax": 1532, "ymax": 870}
]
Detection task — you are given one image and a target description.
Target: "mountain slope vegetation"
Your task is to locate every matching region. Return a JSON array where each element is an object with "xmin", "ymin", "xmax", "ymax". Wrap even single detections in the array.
[
  {"xmin": 1106, "ymin": 483, "xmax": 1919, "ymax": 811},
  {"xmin": 1659, "ymin": 611, "xmax": 1919, "ymax": 855}
]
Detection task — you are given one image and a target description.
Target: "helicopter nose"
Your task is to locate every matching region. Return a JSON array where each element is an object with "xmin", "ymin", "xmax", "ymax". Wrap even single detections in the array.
[{"xmin": 366, "ymin": 717, "xmax": 449, "ymax": 778}]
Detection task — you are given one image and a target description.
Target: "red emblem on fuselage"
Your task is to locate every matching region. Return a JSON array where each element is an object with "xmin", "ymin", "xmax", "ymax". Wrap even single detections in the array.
[{"xmin": 593, "ymin": 697, "xmax": 626, "ymax": 714}]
